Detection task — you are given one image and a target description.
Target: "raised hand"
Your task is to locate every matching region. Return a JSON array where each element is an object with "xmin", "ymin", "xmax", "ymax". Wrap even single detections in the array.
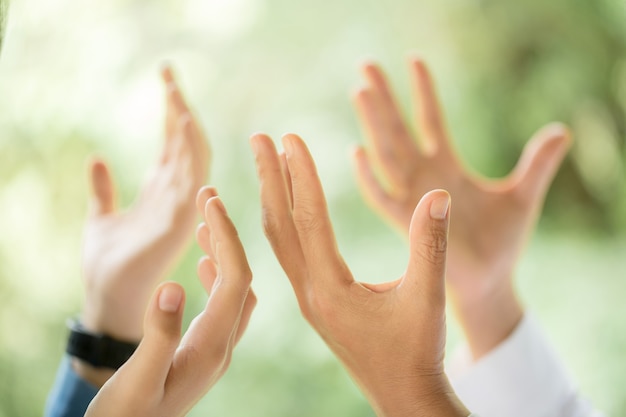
[
  {"xmin": 252, "ymin": 133, "xmax": 469, "ymax": 417},
  {"xmin": 76, "ymin": 65, "xmax": 210, "ymax": 385},
  {"xmin": 85, "ymin": 191, "xmax": 256, "ymax": 417},
  {"xmin": 352, "ymin": 59, "xmax": 571, "ymax": 358}
]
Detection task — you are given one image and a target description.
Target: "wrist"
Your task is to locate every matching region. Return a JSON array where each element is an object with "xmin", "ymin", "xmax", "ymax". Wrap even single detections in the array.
[
  {"xmin": 449, "ymin": 278, "xmax": 524, "ymax": 360},
  {"xmin": 66, "ymin": 319, "xmax": 139, "ymax": 388},
  {"xmin": 372, "ymin": 376, "xmax": 470, "ymax": 417},
  {"xmin": 71, "ymin": 357, "xmax": 115, "ymax": 389},
  {"xmin": 81, "ymin": 301, "xmax": 144, "ymax": 342}
]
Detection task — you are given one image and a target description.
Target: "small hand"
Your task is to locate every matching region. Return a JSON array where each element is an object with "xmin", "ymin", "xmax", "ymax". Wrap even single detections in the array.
[
  {"xmin": 252, "ymin": 133, "xmax": 469, "ymax": 417},
  {"xmin": 352, "ymin": 59, "xmax": 571, "ymax": 357},
  {"xmin": 80, "ymin": 65, "xmax": 210, "ymax": 343},
  {"xmin": 85, "ymin": 192, "xmax": 256, "ymax": 417}
]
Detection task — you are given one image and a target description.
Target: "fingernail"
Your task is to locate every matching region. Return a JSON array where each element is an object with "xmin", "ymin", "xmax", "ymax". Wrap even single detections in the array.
[
  {"xmin": 158, "ymin": 285, "xmax": 183, "ymax": 313},
  {"xmin": 430, "ymin": 194, "xmax": 450, "ymax": 220}
]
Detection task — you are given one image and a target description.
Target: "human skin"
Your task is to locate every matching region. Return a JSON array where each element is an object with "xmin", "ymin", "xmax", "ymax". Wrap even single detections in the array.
[
  {"xmin": 85, "ymin": 192, "xmax": 256, "ymax": 417},
  {"xmin": 251, "ymin": 132, "xmax": 470, "ymax": 417},
  {"xmin": 351, "ymin": 58, "xmax": 571, "ymax": 359},
  {"xmin": 75, "ymin": 65, "xmax": 211, "ymax": 386}
]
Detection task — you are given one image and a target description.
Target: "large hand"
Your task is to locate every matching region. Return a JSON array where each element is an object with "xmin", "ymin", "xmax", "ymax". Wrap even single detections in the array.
[
  {"xmin": 352, "ymin": 59, "xmax": 571, "ymax": 358},
  {"xmin": 252, "ymin": 133, "xmax": 469, "ymax": 417},
  {"xmin": 76, "ymin": 65, "xmax": 211, "ymax": 386},
  {"xmin": 85, "ymin": 192, "xmax": 256, "ymax": 417}
]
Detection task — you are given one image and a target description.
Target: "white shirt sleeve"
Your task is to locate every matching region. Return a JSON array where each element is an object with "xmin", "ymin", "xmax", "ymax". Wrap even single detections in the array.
[{"xmin": 447, "ymin": 314, "xmax": 604, "ymax": 417}]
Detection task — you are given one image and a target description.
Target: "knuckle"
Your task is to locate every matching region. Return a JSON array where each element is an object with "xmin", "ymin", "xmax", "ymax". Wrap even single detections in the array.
[
  {"xmin": 248, "ymin": 292, "xmax": 258, "ymax": 308},
  {"xmin": 262, "ymin": 207, "xmax": 287, "ymax": 239},
  {"xmin": 292, "ymin": 207, "xmax": 323, "ymax": 235},
  {"xmin": 239, "ymin": 267, "xmax": 253, "ymax": 286},
  {"xmin": 419, "ymin": 226, "xmax": 448, "ymax": 266},
  {"xmin": 305, "ymin": 289, "xmax": 337, "ymax": 324}
]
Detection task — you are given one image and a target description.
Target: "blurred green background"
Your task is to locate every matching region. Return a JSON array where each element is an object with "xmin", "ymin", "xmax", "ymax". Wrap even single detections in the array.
[{"xmin": 1, "ymin": 0, "xmax": 625, "ymax": 415}]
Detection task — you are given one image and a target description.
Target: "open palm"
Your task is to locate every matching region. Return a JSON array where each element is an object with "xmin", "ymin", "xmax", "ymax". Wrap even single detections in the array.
[
  {"xmin": 80, "ymin": 66, "xmax": 210, "ymax": 343},
  {"xmin": 353, "ymin": 59, "xmax": 571, "ymax": 304}
]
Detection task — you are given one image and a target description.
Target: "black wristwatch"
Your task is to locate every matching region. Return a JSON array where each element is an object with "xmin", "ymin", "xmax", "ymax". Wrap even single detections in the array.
[{"xmin": 66, "ymin": 319, "xmax": 139, "ymax": 370}]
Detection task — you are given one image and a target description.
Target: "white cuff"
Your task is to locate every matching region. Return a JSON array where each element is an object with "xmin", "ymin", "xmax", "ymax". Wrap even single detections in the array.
[{"xmin": 448, "ymin": 314, "xmax": 603, "ymax": 417}]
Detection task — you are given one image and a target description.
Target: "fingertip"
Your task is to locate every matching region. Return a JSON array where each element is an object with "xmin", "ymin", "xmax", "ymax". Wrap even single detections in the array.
[
  {"xmin": 197, "ymin": 255, "xmax": 213, "ymax": 272},
  {"xmin": 157, "ymin": 282, "xmax": 185, "ymax": 313},
  {"xmin": 197, "ymin": 256, "xmax": 218, "ymax": 293},
  {"xmin": 160, "ymin": 62, "xmax": 176, "ymax": 85},
  {"xmin": 424, "ymin": 189, "xmax": 451, "ymax": 220},
  {"xmin": 541, "ymin": 122, "xmax": 573, "ymax": 146},
  {"xmin": 250, "ymin": 132, "xmax": 272, "ymax": 154},
  {"xmin": 407, "ymin": 53, "xmax": 424, "ymax": 66},
  {"xmin": 409, "ymin": 55, "xmax": 426, "ymax": 70},
  {"xmin": 354, "ymin": 87, "xmax": 371, "ymax": 101},
  {"xmin": 197, "ymin": 185, "xmax": 218, "ymax": 202},
  {"xmin": 89, "ymin": 157, "xmax": 108, "ymax": 178},
  {"xmin": 196, "ymin": 221, "xmax": 208, "ymax": 239},
  {"xmin": 205, "ymin": 196, "xmax": 228, "ymax": 220},
  {"xmin": 281, "ymin": 133, "xmax": 300, "ymax": 157},
  {"xmin": 361, "ymin": 61, "xmax": 380, "ymax": 77}
]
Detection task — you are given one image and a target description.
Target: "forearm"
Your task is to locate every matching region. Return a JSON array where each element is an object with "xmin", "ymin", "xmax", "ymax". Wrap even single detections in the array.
[
  {"xmin": 45, "ymin": 357, "xmax": 99, "ymax": 417},
  {"xmin": 71, "ymin": 358, "xmax": 115, "ymax": 388},
  {"xmin": 449, "ymin": 277, "xmax": 524, "ymax": 360}
]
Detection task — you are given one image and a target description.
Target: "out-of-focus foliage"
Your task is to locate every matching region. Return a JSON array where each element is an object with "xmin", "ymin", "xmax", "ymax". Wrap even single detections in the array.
[{"xmin": 0, "ymin": 0, "xmax": 625, "ymax": 416}]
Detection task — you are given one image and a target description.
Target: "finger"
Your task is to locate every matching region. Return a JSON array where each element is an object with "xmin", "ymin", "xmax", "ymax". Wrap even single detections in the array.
[
  {"xmin": 196, "ymin": 223, "xmax": 214, "ymax": 259},
  {"xmin": 233, "ymin": 289, "xmax": 257, "ymax": 345},
  {"xmin": 161, "ymin": 64, "xmax": 210, "ymax": 167},
  {"xmin": 196, "ymin": 186, "xmax": 218, "ymax": 218},
  {"xmin": 88, "ymin": 158, "xmax": 116, "ymax": 216},
  {"xmin": 509, "ymin": 123, "xmax": 572, "ymax": 205},
  {"xmin": 353, "ymin": 87, "xmax": 418, "ymax": 189},
  {"xmin": 160, "ymin": 65, "xmax": 184, "ymax": 164},
  {"xmin": 409, "ymin": 58, "xmax": 452, "ymax": 156},
  {"xmin": 361, "ymin": 62, "xmax": 417, "ymax": 157},
  {"xmin": 251, "ymin": 133, "xmax": 307, "ymax": 293},
  {"xmin": 173, "ymin": 198, "xmax": 252, "ymax": 386},
  {"xmin": 179, "ymin": 108, "xmax": 210, "ymax": 187},
  {"xmin": 161, "ymin": 64, "xmax": 191, "ymax": 117},
  {"xmin": 206, "ymin": 195, "xmax": 252, "ymax": 291},
  {"xmin": 283, "ymin": 133, "xmax": 352, "ymax": 285},
  {"xmin": 197, "ymin": 255, "xmax": 218, "ymax": 295},
  {"xmin": 351, "ymin": 146, "xmax": 398, "ymax": 215},
  {"xmin": 170, "ymin": 115, "xmax": 193, "ymax": 167},
  {"xmin": 279, "ymin": 151, "xmax": 293, "ymax": 208},
  {"xmin": 161, "ymin": 64, "xmax": 210, "ymax": 180},
  {"xmin": 400, "ymin": 189, "xmax": 450, "ymax": 310},
  {"xmin": 123, "ymin": 282, "xmax": 185, "ymax": 390}
]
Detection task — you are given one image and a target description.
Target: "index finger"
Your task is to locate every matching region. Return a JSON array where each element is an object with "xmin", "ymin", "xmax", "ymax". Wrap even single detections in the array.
[
  {"xmin": 178, "ymin": 197, "xmax": 252, "ymax": 367},
  {"xmin": 251, "ymin": 133, "xmax": 308, "ymax": 296},
  {"xmin": 282, "ymin": 134, "xmax": 352, "ymax": 286}
]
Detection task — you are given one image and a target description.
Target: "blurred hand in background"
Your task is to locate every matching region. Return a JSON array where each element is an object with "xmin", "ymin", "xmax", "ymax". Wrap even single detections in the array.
[
  {"xmin": 85, "ymin": 192, "xmax": 255, "ymax": 417},
  {"xmin": 76, "ymin": 65, "xmax": 211, "ymax": 386},
  {"xmin": 352, "ymin": 58, "xmax": 572, "ymax": 360},
  {"xmin": 252, "ymin": 132, "xmax": 469, "ymax": 417}
]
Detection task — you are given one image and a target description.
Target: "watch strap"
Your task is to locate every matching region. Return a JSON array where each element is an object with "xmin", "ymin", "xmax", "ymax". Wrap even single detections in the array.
[{"xmin": 66, "ymin": 320, "xmax": 139, "ymax": 369}]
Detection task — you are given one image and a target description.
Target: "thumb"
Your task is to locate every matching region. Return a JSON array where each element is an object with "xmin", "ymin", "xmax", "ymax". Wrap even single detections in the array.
[
  {"xmin": 88, "ymin": 158, "xmax": 116, "ymax": 216},
  {"xmin": 121, "ymin": 282, "xmax": 185, "ymax": 390},
  {"xmin": 400, "ymin": 190, "xmax": 451, "ymax": 309},
  {"xmin": 510, "ymin": 123, "xmax": 572, "ymax": 204}
]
